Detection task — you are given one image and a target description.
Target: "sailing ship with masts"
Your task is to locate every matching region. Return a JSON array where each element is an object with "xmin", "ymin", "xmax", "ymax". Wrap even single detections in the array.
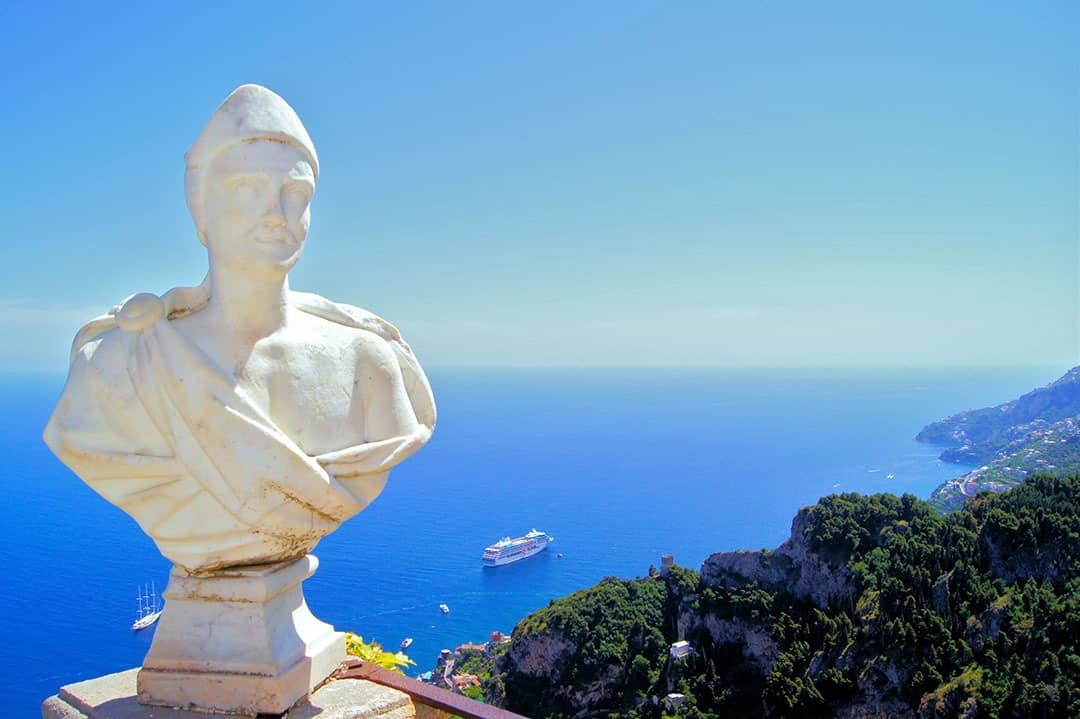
[{"xmin": 132, "ymin": 581, "xmax": 162, "ymax": 631}]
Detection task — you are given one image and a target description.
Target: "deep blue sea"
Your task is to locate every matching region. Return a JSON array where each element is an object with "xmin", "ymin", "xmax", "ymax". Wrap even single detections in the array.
[{"xmin": 0, "ymin": 366, "xmax": 1059, "ymax": 715}]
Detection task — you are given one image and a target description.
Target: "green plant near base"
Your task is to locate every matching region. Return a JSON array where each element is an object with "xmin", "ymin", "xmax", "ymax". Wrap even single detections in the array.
[{"xmin": 344, "ymin": 632, "xmax": 416, "ymax": 674}]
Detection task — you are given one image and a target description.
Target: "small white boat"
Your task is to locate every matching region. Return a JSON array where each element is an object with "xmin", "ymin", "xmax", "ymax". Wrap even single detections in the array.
[
  {"xmin": 439, "ymin": 603, "xmax": 450, "ymax": 615},
  {"xmin": 132, "ymin": 581, "xmax": 162, "ymax": 631},
  {"xmin": 401, "ymin": 637, "xmax": 414, "ymax": 650}
]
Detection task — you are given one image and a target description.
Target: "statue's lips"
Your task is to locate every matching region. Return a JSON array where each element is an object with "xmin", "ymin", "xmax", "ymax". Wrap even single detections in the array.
[{"xmin": 254, "ymin": 233, "xmax": 298, "ymax": 247}]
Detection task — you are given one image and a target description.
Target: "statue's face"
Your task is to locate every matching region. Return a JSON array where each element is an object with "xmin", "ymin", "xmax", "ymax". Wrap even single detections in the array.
[{"xmin": 202, "ymin": 140, "xmax": 315, "ymax": 282}]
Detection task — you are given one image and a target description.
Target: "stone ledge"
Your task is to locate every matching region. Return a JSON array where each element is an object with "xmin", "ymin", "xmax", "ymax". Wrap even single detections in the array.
[
  {"xmin": 43, "ymin": 667, "xmax": 415, "ymax": 719},
  {"xmin": 336, "ymin": 660, "xmax": 529, "ymax": 719}
]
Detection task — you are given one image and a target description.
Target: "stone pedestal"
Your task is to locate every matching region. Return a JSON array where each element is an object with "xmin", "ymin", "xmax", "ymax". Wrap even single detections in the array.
[
  {"xmin": 136, "ymin": 554, "xmax": 346, "ymax": 715},
  {"xmin": 44, "ymin": 668, "xmax": 415, "ymax": 719}
]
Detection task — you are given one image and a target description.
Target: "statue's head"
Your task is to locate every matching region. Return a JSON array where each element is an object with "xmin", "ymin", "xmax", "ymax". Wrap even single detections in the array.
[{"xmin": 185, "ymin": 85, "xmax": 319, "ymax": 282}]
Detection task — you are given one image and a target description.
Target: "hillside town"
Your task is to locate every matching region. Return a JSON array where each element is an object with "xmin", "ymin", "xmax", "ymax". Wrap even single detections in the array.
[
  {"xmin": 920, "ymin": 366, "xmax": 1080, "ymax": 511},
  {"xmin": 930, "ymin": 415, "xmax": 1080, "ymax": 510},
  {"xmin": 419, "ymin": 631, "xmax": 513, "ymax": 699}
]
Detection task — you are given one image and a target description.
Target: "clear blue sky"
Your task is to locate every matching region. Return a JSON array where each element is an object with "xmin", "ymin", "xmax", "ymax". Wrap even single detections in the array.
[{"xmin": 2, "ymin": 1, "xmax": 1077, "ymax": 370}]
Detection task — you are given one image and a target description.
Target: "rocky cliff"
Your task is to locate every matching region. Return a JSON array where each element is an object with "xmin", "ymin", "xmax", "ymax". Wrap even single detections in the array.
[{"xmin": 702, "ymin": 508, "xmax": 855, "ymax": 610}]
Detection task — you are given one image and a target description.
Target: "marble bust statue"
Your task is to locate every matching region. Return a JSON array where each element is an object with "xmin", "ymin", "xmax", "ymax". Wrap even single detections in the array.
[
  {"xmin": 44, "ymin": 84, "xmax": 435, "ymax": 574},
  {"xmin": 42, "ymin": 85, "xmax": 436, "ymax": 713}
]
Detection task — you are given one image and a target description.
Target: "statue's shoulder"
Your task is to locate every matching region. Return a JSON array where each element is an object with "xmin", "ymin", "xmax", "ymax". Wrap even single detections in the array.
[
  {"xmin": 289, "ymin": 291, "xmax": 405, "ymax": 345},
  {"xmin": 70, "ymin": 318, "xmax": 128, "ymax": 369},
  {"xmin": 60, "ymin": 320, "xmax": 138, "ymax": 409},
  {"xmin": 68, "ymin": 290, "xmax": 169, "ymax": 368},
  {"xmin": 290, "ymin": 291, "xmax": 436, "ymax": 430}
]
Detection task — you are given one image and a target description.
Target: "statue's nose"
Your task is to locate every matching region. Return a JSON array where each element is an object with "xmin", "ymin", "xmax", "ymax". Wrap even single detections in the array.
[
  {"xmin": 262, "ymin": 206, "xmax": 287, "ymax": 227},
  {"xmin": 263, "ymin": 185, "xmax": 293, "ymax": 226}
]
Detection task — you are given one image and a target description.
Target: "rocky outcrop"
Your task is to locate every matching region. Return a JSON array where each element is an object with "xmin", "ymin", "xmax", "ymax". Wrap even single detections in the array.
[
  {"xmin": 964, "ymin": 597, "xmax": 1008, "ymax": 654},
  {"xmin": 497, "ymin": 632, "xmax": 601, "ymax": 717},
  {"xmin": 702, "ymin": 508, "xmax": 855, "ymax": 609},
  {"xmin": 916, "ymin": 667, "xmax": 983, "ymax": 719},
  {"xmin": 931, "ymin": 570, "xmax": 952, "ymax": 615},
  {"xmin": 981, "ymin": 523, "xmax": 1079, "ymax": 585},
  {"xmin": 701, "ymin": 549, "xmax": 793, "ymax": 592},
  {"xmin": 699, "ymin": 615, "xmax": 777, "ymax": 672},
  {"xmin": 502, "ymin": 632, "xmax": 575, "ymax": 676},
  {"xmin": 918, "ymin": 691, "xmax": 980, "ymax": 719}
]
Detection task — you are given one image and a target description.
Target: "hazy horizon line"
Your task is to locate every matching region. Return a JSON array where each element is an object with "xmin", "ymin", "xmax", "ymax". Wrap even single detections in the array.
[{"xmin": 0, "ymin": 362, "xmax": 1072, "ymax": 377}]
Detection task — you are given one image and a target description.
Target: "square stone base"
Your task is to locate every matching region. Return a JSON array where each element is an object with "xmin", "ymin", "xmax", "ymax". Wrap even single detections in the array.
[
  {"xmin": 43, "ymin": 667, "xmax": 416, "ymax": 719},
  {"xmin": 138, "ymin": 555, "xmax": 346, "ymax": 714}
]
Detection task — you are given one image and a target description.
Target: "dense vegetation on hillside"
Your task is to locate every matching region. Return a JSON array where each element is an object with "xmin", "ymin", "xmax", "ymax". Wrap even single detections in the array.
[{"xmin": 492, "ymin": 475, "xmax": 1080, "ymax": 718}]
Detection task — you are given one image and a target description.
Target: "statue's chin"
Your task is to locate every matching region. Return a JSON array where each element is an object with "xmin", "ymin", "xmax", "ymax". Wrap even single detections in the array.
[
  {"xmin": 224, "ymin": 253, "xmax": 301, "ymax": 284},
  {"xmin": 253, "ymin": 243, "xmax": 302, "ymax": 275}
]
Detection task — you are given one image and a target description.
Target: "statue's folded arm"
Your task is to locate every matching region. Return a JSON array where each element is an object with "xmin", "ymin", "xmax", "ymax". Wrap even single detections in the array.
[{"xmin": 315, "ymin": 425, "xmax": 432, "ymax": 478}]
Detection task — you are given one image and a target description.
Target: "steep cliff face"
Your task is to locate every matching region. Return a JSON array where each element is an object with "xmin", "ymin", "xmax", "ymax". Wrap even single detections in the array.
[
  {"xmin": 972, "ymin": 481, "xmax": 1080, "ymax": 585},
  {"xmin": 694, "ymin": 615, "xmax": 778, "ymax": 672},
  {"xmin": 500, "ymin": 631, "xmax": 619, "ymax": 718},
  {"xmin": 702, "ymin": 508, "xmax": 855, "ymax": 610},
  {"xmin": 495, "ymin": 575, "xmax": 671, "ymax": 719},
  {"xmin": 503, "ymin": 631, "xmax": 576, "ymax": 676}
]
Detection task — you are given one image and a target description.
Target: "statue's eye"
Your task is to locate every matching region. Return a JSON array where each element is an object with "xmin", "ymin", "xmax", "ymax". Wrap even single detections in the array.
[{"xmin": 228, "ymin": 176, "xmax": 262, "ymax": 195}]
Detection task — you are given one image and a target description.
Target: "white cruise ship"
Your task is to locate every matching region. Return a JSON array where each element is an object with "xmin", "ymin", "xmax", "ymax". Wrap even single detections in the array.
[{"xmin": 482, "ymin": 529, "xmax": 554, "ymax": 567}]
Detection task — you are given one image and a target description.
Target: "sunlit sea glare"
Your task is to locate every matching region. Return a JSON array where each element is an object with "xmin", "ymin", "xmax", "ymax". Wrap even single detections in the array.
[{"xmin": 0, "ymin": 366, "xmax": 1055, "ymax": 714}]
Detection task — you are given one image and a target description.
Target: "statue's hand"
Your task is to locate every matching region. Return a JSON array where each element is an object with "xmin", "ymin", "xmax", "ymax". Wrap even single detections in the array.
[{"xmin": 116, "ymin": 293, "xmax": 165, "ymax": 332}]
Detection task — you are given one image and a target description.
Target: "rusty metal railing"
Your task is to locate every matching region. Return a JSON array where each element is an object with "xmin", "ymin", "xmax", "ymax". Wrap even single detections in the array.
[{"xmin": 335, "ymin": 659, "xmax": 532, "ymax": 719}]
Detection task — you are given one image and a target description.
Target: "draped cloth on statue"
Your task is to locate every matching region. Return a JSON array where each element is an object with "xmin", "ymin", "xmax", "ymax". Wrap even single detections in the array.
[{"xmin": 44, "ymin": 278, "xmax": 436, "ymax": 573}]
